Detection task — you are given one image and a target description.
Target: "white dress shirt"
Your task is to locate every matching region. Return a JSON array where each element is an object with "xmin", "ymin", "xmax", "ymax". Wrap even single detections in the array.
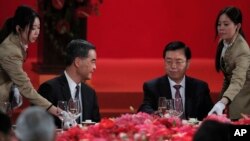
[{"xmin": 64, "ymin": 71, "xmax": 83, "ymax": 122}]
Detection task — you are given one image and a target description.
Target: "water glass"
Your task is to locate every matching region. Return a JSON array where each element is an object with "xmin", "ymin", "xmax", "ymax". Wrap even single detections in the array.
[
  {"xmin": 158, "ymin": 97, "xmax": 167, "ymax": 116},
  {"xmin": 165, "ymin": 99, "xmax": 174, "ymax": 116},
  {"xmin": 68, "ymin": 98, "xmax": 81, "ymax": 120},
  {"xmin": 57, "ymin": 101, "xmax": 68, "ymax": 129},
  {"xmin": 173, "ymin": 98, "xmax": 184, "ymax": 117}
]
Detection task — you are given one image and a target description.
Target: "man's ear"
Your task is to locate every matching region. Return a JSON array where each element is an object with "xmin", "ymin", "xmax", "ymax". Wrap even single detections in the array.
[{"xmin": 74, "ymin": 57, "xmax": 82, "ymax": 67}]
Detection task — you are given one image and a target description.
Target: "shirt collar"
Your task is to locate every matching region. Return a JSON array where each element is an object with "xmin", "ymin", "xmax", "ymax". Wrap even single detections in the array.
[
  {"xmin": 64, "ymin": 71, "xmax": 81, "ymax": 94},
  {"xmin": 168, "ymin": 76, "xmax": 186, "ymax": 88}
]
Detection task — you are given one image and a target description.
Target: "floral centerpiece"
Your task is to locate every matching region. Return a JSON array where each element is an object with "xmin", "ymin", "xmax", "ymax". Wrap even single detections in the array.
[
  {"xmin": 57, "ymin": 113, "xmax": 198, "ymax": 141},
  {"xmin": 56, "ymin": 113, "xmax": 250, "ymax": 141}
]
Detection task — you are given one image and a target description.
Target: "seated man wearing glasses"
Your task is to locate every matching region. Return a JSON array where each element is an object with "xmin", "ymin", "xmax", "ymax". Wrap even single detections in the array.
[{"xmin": 138, "ymin": 41, "xmax": 213, "ymax": 120}]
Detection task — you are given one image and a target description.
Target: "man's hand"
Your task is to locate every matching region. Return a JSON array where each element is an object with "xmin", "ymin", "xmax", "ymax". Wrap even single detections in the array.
[{"xmin": 208, "ymin": 101, "xmax": 226, "ymax": 115}]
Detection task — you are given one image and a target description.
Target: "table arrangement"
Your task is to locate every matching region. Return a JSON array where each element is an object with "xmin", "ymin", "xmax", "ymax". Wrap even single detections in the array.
[{"xmin": 56, "ymin": 112, "xmax": 250, "ymax": 141}]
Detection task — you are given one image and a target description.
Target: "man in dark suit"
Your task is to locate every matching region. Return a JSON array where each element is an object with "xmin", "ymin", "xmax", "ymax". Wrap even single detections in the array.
[
  {"xmin": 138, "ymin": 41, "xmax": 213, "ymax": 120},
  {"xmin": 38, "ymin": 39, "xmax": 100, "ymax": 128}
]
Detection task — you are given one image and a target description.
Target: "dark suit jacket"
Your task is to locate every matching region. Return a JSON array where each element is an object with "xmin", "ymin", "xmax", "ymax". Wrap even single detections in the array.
[
  {"xmin": 138, "ymin": 75, "xmax": 213, "ymax": 120},
  {"xmin": 38, "ymin": 74, "xmax": 100, "ymax": 128}
]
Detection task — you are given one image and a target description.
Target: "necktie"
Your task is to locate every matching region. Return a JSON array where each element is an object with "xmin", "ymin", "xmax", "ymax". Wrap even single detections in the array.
[
  {"xmin": 75, "ymin": 85, "xmax": 80, "ymax": 100},
  {"xmin": 173, "ymin": 85, "xmax": 183, "ymax": 112},
  {"xmin": 74, "ymin": 84, "xmax": 81, "ymax": 123}
]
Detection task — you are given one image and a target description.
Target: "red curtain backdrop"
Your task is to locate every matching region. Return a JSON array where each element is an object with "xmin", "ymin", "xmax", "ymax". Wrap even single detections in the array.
[{"xmin": 1, "ymin": 0, "xmax": 250, "ymax": 59}]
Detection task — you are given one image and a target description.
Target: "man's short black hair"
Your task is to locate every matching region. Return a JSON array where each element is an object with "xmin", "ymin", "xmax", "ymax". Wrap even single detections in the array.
[
  {"xmin": 163, "ymin": 41, "xmax": 191, "ymax": 60},
  {"xmin": 65, "ymin": 39, "xmax": 96, "ymax": 66}
]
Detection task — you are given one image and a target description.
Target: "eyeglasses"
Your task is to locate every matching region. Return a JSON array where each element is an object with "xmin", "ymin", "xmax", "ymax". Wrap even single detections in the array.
[{"xmin": 165, "ymin": 59, "xmax": 186, "ymax": 66}]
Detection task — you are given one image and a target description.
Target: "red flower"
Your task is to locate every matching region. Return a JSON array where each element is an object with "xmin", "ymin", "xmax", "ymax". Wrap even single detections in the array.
[
  {"xmin": 57, "ymin": 113, "xmax": 250, "ymax": 141},
  {"xmin": 233, "ymin": 118, "xmax": 250, "ymax": 125},
  {"xmin": 203, "ymin": 114, "xmax": 231, "ymax": 123},
  {"xmin": 52, "ymin": 0, "xmax": 65, "ymax": 10},
  {"xmin": 99, "ymin": 118, "xmax": 115, "ymax": 129},
  {"xmin": 154, "ymin": 118, "xmax": 173, "ymax": 128}
]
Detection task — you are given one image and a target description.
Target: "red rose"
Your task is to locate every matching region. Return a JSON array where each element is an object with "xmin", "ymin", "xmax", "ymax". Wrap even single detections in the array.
[
  {"xmin": 99, "ymin": 118, "xmax": 115, "ymax": 129},
  {"xmin": 52, "ymin": 0, "xmax": 65, "ymax": 10}
]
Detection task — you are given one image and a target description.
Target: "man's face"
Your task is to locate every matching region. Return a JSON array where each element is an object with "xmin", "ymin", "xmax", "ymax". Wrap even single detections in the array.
[
  {"xmin": 164, "ymin": 49, "xmax": 189, "ymax": 83},
  {"xmin": 76, "ymin": 49, "xmax": 97, "ymax": 81}
]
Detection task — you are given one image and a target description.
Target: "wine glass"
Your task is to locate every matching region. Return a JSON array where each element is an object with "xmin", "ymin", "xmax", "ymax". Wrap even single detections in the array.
[
  {"xmin": 158, "ymin": 97, "xmax": 167, "ymax": 117},
  {"xmin": 165, "ymin": 99, "xmax": 174, "ymax": 117},
  {"xmin": 57, "ymin": 101, "xmax": 68, "ymax": 129},
  {"xmin": 0, "ymin": 102, "xmax": 12, "ymax": 117},
  {"xmin": 68, "ymin": 98, "xmax": 81, "ymax": 121},
  {"xmin": 172, "ymin": 98, "xmax": 184, "ymax": 118}
]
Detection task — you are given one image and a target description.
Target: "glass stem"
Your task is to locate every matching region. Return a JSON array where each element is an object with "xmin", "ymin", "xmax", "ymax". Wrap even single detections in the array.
[{"xmin": 61, "ymin": 120, "xmax": 64, "ymax": 132}]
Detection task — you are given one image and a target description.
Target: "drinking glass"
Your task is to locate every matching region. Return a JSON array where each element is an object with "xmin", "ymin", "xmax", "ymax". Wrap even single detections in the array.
[
  {"xmin": 165, "ymin": 99, "xmax": 174, "ymax": 116},
  {"xmin": 158, "ymin": 97, "xmax": 167, "ymax": 117},
  {"xmin": 57, "ymin": 101, "xmax": 68, "ymax": 129},
  {"xmin": 172, "ymin": 98, "xmax": 184, "ymax": 117},
  {"xmin": 68, "ymin": 98, "xmax": 81, "ymax": 121}
]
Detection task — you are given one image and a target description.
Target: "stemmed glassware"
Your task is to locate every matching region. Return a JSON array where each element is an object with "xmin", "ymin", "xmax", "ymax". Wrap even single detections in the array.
[
  {"xmin": 157, "ymin": 98, "xmax": 183, "ymax": 118},
  {"xmin": 57, "ymin": 101, "xmax": 68, "ymax": 129},
  {"xmin": 158, "ymin": 97, "xmax": 167, "ymax": 117},
  {"xmin": 172, "ymin": 98, "xmax": 184, "ymax": 118},
  {"xmin": 68, "ymin": 98, "xmax": 81, "ymax": 121},
  {"xmin": 165, "ymin": 99, "xmax": 174, "ymax": 116}
]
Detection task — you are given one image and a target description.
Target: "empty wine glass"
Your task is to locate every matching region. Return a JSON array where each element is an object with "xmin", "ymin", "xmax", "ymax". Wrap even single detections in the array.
[
  {"xmin": 68, "ymin": 98, "xmax": 81, "ymax": 121},
  {"xmin": 172, "ymin": 98, "xmax": 184, "ymax": 118},
  {"xmin": 165, "ymin": 99, "xmax": 174, "ymax": 116},
  {"xmin": 57, "ymin": 101, "xmax": 67, "ymax": 129}
]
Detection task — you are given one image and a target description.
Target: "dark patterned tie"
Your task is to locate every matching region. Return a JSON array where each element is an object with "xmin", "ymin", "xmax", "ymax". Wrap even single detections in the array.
[
  {"xmin": 173, "ymin": 85, "xmax": 183, "ymax": 112},
  {"xmin": 75, "ymin": 85, "xmax": 80, "ymax": 100},
  {"xmin": 75, "ymin": 84, "xmax": 81, "ymax": 123}
]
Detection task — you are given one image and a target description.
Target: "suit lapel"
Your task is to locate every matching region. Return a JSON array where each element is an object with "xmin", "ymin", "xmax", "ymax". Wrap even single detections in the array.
[
  {"xmin": 80, "ymin": 83, "xmax": 88, "ymax": 119},
  {"xmin": 59, "ymin": 74, "xmax": 71, "ymax": 101},
  {"xmin": 184, "ymin": 76, "xmax": 193, "ymax": 118},
  {"xmin": 159, "ymin": 75, "xmax": 172, "ymax": 99}
]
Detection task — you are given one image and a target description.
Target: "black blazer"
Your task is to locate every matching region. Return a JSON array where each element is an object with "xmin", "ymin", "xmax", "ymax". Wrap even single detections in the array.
[
  {"xmin": 138, "ymin": 75, "xmax": 213, "ymax": 120},
  {"xmin": 38, "ymin": 74, "xmax": 100, "ymax": 128}
]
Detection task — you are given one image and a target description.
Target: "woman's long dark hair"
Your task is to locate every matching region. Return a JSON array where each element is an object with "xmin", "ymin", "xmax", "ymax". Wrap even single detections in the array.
[
  {"xmin": 0, "ymin": 5, "xmax": 39, "ymax": 43},
  {"xmin": 215, "ymin": 6, "xmax": 245, "ymax": 72}
]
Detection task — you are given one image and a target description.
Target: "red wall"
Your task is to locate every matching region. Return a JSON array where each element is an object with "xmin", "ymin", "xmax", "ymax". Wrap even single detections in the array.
[
  {"xmin": 1, "ymin": 0, "xmax": 250, "ymax": 59},
  {"xmin": 87, "ymin": 0, "xmax": 250, "ymax": 58}
]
